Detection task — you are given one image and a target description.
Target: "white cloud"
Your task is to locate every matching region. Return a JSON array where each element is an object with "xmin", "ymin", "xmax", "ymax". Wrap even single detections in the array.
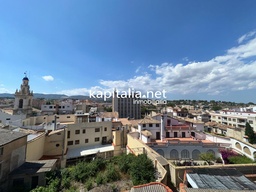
[
  {"xmin": 135, "ymin": 66, "xmax": 141, "ymax": 73},
  {"xmin": 57, "ymin": 88, "xmax": 90, "ymax": 96},
  {"xmin": 96, "ymin": 31, "xmax": 256, "ymax": 96},
  {"xmin": 0, "ymin": 83, "xmax": 11, "ymax": 93},
  {"xmin": 57, "ymin": 31, "xmax": 256, "ymax": 98},
  {"xmin": 56, "ymin": 86, "xmax": 108, "ymax": 96},
  {"xmin": 0, "ymin": 87, "xmax": 10, "ymax": 93},
  {"xmin": 182, "ymin": 57, "xmax": 189, "ymax": 62},
  {"xmin": 238, "ymin": 31, "xmax": 256, "ymax": 44},
  {"xmin": 42, "ymin": 75, "xmax": 54, "ymax": 81}
]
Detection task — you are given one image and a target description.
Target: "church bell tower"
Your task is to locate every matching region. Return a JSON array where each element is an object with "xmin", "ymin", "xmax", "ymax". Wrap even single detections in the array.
[{"xmin": 13, "ymin": 74, "xmax": 33, "ymax": 116}]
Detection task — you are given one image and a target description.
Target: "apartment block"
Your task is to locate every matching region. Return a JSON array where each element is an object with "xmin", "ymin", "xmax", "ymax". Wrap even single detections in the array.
[
  {"xmin": 41, "ymin": 103, "xmax": 74, "ymax": 115},
  {"xmin": 210, "ymin": 110, "xmax": 256, "ymax": 131},
  {"xmin": 112, "ymin": 91, "xmax": 141, "ymax": 119},
  {"xmin": 66, "ymin": 121, "xmax": 114, "ymax": 162}
]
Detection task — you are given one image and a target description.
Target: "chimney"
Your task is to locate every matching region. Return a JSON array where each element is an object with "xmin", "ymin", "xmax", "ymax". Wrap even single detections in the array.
[
  {"xmin": 161, "ymin": 115, "xmax": 164, "ymax": 142},
  {"xmin": 138, "ymin": 123, "xmax": 142, "ymax": 140}
]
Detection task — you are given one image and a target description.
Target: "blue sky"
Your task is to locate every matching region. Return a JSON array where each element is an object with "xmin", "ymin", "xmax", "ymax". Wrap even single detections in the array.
[{"xmin": 0, "ymin": 0, "xmax": 256, "ymax": 103}]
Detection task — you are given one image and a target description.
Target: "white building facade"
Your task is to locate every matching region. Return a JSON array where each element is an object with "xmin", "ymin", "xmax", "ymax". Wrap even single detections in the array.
[{"xmin": 210, "ymin": 110, "xmax": 256, "ymax": 131}]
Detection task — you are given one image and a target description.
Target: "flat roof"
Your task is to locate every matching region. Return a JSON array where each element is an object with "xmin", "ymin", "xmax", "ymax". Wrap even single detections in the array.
[
  {"xmin": 187, "ymin": 168, "xmax": 256, "ymax": 190},
  {"xmin": 184, "ymin": 189, "xmax": 254, "ymax": 192},
  {"xmin": 0, "ymin": 128, "xmax": 28, "ymax": 146},
  {"xmin": 67, "ymin": 144, "xmax": 114, "ymax": 159},
  {"xmin": 157, "ymin": 138, "xmax": 214, "ymax": 144},
  {"xmin": 10, "ymin": 159, "xmax": 57, "ymax": 175},
  {"xmin": 27, "ymin": 133, "xmax": 44, "ymax": 142}
]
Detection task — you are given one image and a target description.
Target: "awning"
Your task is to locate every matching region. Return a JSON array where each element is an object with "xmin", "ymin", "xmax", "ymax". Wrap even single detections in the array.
[{"xmin": 67, "ymin": 144, "xmax": 114, "ymax": 159}]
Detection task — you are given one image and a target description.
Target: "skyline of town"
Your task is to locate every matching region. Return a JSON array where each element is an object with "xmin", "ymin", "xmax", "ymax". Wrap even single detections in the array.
[{"xmin": 0, "ymin": 1, "xmax": 256, "ymax": 103}]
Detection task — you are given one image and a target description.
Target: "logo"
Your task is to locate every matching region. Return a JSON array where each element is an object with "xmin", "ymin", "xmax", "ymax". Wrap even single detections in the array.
[{"xmin": 89, "ymin": 88, "xmax": 167, "ymax": 104}]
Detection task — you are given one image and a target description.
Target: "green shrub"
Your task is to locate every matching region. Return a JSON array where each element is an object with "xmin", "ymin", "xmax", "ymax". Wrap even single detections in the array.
[
  {"xmin": 30, "ymin": 186, "xmax": 48, "ymax": 192},
  {"xmin": 199, "ymin": 152, "xmax": 216, "ymax": 164},
  {"xmin": 105, "ymin": 164, "xmax": 120, "ymax": 182},
  {"xmin": 228, "ymin": 155, "xmax": 254, "ymax": 164},
  {"xmin": 118, "ymin": 153, "xmax": 135, "ymax": 173},
  {"xmin": 129, "ymin": 154, "xmax": 155, "ymax": 185},
  {"xmin": 70, "ymin": 160, "xmax": 102, "ymax": 182},
  {"xmin": 92, "ymin": 158, "xmax": 106, "ymax": 170},
  {"xmin": 216, "ymin": 157, "xmax": 223, "ymax": 163},
  {"xmin": 64, "ymin": 186, "xmax": 78, "ymax": 192},
  {"xmin": 95, "ymin": 172, "xmax": 106, "ymax": 185},
  {"xmin": 84, "ymin": 178, "xmax": 94, "ymax": 191},
  {"xmin": 61, "ymin": 169, "xmax": 71, "ymax": 189}
]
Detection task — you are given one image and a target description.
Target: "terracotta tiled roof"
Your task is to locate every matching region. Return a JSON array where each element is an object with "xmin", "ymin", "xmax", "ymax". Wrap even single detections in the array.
[
  {"xmin": 99, "ymin": 111, "xmax": 119, "ymax": 118},
  {"xmin": 118, "ymin": 118, "xmax": 132, "ymax": 126},
  {"xmin": 141, "ymin": 130, "xmax": 152, "ymax": 137},
  {"xmin": 130, "ymin": 182, "xmax": 173, "ymax": 192},
  {"xmin": 129, "ymin": 119, "xmax": 141, "ymax": 127},
  {"xmin": 138, "ymin": 116, "xmax": 160, "ymax": 124}
]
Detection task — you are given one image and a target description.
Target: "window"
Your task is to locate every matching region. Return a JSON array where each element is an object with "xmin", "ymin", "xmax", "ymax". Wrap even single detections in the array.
[
  {"xmin": 49, "ymin": 106, "xmax": 53, "ymax": 109},
  {"xmin": 67, "ymin": 141, "xmax": 73, "ymax": 146},
  {"xmin": 102, "ymin": 136, "xmax": 107, "ymax": 143},
  {"xmin": 85, "ymin": 139, "xmax": 89, "ymax": 143},
  {"xmin": 95, "ymin": 128, "xmax": 100, "ymax": 132},
  {"xmin": 67, "ymin": 131, "xmax": 70, "ymax": 139},
  {"xmin": 143, "ymin": 124, "xmax": 146, "ymax": 127},
  {"xmin": 6, "ymin": 118, "xmax": 10, "ymax": 121},
  {"xmin": 13, "ymin": 178, "xmax": 24, "ymax": 187},
  {"xmin": 83, "ymin": 129, "xmax": 86, "ymax": 134},
  {"xmin": 31, "ymin": 176, "xmax": 39, "ymax": 189},
  {"xmin": 0, "ymin": 147, "xmax": 3, "ymax": 155},
  {"xmin": 181, "ymin": 149, "xmax": 190, "ymax": 159},
  {"xmin": 156, "ymin": 124, "xmax": 160, "ymax": 127},
  {"xmin": 167, "ymin": 119, "xmax": 171, "ymax": 126},
  {"xmin": 56, "ymin": 144, "xmax": 60, "ymax": 147},
  {"xmin": 75, "ymin": 130, "xmax": 80, "ymax": 134},
  {"xmin": 75, "ymin": 140, "xmax": 80, "ymax": 145},
  {"xmin": 104, "ymin": 127, "xmax": 107, "ymax": 131},
  {"xmin": 95, "ymin": 137, "xmax": 100, "ymax": 142},
  {"xmin": 67, "ymin": 116, "xmax": 70, "ymax": 118},
  {"xmin": 149, "ymin": 124, "xmax": 152, "ymax": 127}
]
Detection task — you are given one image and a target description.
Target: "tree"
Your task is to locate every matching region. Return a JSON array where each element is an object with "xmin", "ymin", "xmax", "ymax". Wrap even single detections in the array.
[
  {"xmin": 245, "ymin": 122, "xmax": 256, "ymax": 144},
  {"xmin": 199, "ymin": 152, "xmax": 216, "ymax": 165},
  {"xmin": 166, "ymin": 101, "xmax": 175, "ymax": 107},
  {"xmin": 181, "ymin": 107, "xmax": 188, "ymax": 112},
  {"xmin": 104, "ymin": 106, "xmax": 112, "ymax": 112},
  {"xmin": 211, "ymin": 105, "xmax": 222, "ymax": 111},
  {"xmin": 129, "ymin": 154, "xmax": 155, "ymax": 185}
]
